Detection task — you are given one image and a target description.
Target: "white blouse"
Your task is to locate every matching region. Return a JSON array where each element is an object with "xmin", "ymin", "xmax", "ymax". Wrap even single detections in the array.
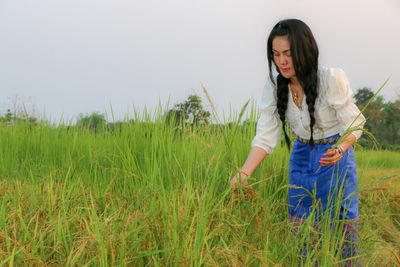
[{"xmin": 251, "ymin": 67, "xmax": 365, "ymax": 154}]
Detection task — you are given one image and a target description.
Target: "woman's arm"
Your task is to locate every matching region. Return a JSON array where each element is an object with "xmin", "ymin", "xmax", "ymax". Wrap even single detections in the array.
[
  {"xmin": 231, "ymin": 75, "xmax": 279, "ymax": 189},
  {"xmin": 320, "ymin": 68, "xmax": 365, "ymax": 166},
  {"xmin": 319, "ymin": 133, "xmax": 356, "ymax": 166},
  {"xmin": 230, "ymin": 146, "xmax": 268, "ymax": 189}
]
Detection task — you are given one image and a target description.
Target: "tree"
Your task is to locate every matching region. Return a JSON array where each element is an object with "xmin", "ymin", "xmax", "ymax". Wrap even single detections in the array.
[
  {"xmin": 165, "ymin": 95, "xmax": 211, "ymax": 126},
  {"xmin": 354, "ymin": 87, "xmax": 374, "ymax": 106},
  {"xmin": 0, "ymin": 108, "xmax": 38, "ymax": 126},
  {"xmin": 381, "ymin": 100, "xmax": 400, "ymax": 145},
  {"xmin": 0, "ymin": 109, "xmax": 12, "ymax": 123},
  {"xmin": 354, "ymin": 87, "xmax": 400, "ymax": 150},
  {"xmin": 76, "ymin": 112, "xmax": 106, "ymax": 130}
]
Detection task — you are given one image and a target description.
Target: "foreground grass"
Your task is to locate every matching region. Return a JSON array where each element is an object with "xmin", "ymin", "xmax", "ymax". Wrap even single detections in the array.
[{"xmin": 0, "ymin": 118, "xmax": 399, "ymax": 266}]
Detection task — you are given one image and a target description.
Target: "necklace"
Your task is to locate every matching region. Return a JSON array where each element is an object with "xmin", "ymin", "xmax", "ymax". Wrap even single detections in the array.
[{"xmin": 290, "ymin": 86, "xmax": 302, "ymax": 109}]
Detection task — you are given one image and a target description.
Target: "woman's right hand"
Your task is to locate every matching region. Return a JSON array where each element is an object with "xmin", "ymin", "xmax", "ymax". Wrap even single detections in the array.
[
  {"xmin": 230, "ymin": 172, "xmax": 249, "ymax": 190},
  {"xmin": 230, "ymin": 147, "xmax": 267, "ymax": 190}
]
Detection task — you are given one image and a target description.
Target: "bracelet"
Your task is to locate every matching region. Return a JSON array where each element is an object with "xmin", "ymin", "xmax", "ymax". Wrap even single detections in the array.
[
  {"xmin": 240, "ymin": 170, "xmax": 250, "ymax": 177},
  {"xmin": 337, "ymin": 144, "xmax": 344, "ymax": 155},
  {"xmin": 329, "ymin": 145, "xmax": 344, "ymax": 157}
]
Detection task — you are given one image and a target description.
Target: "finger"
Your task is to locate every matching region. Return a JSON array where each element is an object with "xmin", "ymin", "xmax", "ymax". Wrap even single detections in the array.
[
  {"xmin": 320, "ymin": 159, "xmax": 335, "ymax": 166},
  {"xmin": 323, "ymin": 149, "xmax": 335, "ymax": 157},
  {"xmin": 326, "ymin": 148, "xmax": 339, "ymax": 158},
  {"xmin": 320, "ymin": 155, "xmax": 339, "ymax": 165},
  {"xmin": 322, "ymin": 155, "xmax": 341, "ymax": 166},
  {"xmin": 321, "ymin": 152, "xmax": 340, "ymax": 161},
  {"xmin": 320, "ymin": 152, "xmax": 341, "ymax": 166},
  {"xmin": 320, "ymin": 152, "xmax": 336, "ymax": 163}
]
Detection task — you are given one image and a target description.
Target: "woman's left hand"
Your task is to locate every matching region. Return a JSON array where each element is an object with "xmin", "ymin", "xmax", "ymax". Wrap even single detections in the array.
[{"xmin": 319, "ymin": 147, "xmax": 342, "ymax": 166}]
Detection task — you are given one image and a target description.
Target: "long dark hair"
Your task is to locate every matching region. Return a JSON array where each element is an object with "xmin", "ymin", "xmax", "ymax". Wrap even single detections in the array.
[{"xmin": 267, "ymin": 19, "xmax": 319, "ymax": 149}]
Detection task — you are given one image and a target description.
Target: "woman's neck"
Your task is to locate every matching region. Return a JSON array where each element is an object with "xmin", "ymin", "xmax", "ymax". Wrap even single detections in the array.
[
  {"xmin": 290, "ymin": 76, "xmax": 300, "ymax": 87},
  {"xmin": 290, "ymin": 76, "xmax": 303, "ymax": 92}
]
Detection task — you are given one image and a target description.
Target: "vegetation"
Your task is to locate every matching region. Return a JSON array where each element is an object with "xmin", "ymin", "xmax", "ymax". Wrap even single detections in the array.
[
  {"xmin": 165, "ymin": 95, "xmax": 211, "ymax": 126},
  {"xmin": 0, "ymin": 101, "xmax": 399, "ymax": 265},
  {"xmin": 0, "ymin": 108, "xmax": 38, "ymax": 126},
  {"xmin": 0, "ymin": 87, "xmax": 398, "ymax": 265},
  {"xmin": 76, "ymin": 112, "xmax": 107, "ymax": 130},
  {"xmin": 354, "ymin": 88, "xmax": 400, "ymax": 150}
]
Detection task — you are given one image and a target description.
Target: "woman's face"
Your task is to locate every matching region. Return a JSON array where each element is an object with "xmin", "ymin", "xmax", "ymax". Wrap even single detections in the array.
[{"xmin": 272, "ymin": 36, "xmax": 296, "ymax": 79}]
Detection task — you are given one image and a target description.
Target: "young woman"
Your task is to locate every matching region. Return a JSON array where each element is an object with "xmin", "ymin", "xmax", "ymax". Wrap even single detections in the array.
[{"xmin": 231, "ymin": 19, "xmax": 364, "ymax": 264}]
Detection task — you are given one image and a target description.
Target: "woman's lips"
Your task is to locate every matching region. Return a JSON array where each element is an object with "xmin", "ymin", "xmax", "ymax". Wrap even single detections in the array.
[{"xmin": 281, "ymin": 68, "xmax": 289, "ymax": 72}]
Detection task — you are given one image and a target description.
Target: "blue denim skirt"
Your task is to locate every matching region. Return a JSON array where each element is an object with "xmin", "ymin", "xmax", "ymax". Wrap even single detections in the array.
[{"xmin": 288, "ymin": 134, "xmax": 359, "ymax": 221}]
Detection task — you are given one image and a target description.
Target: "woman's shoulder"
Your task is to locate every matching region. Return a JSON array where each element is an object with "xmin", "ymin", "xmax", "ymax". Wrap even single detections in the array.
[
  {"xmin": 318, "ymin": 66, "xmax": 353, "ymax": 107},
  {"xmin": 318, "ymin": 66, "xmax": 347, "ymax": 83},
  {"xmin": 318, "ymin": 66, "xmax": 349, "ymax": 95}
]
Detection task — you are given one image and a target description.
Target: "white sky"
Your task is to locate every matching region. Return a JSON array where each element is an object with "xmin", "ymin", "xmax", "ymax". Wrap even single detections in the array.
[{"xmin": 1, "ymin": 0, "xmax": 399, "ymax": 123}]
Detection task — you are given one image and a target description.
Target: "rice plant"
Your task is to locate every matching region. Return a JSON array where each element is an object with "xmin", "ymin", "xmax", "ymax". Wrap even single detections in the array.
[{"xmin": 0, "ymin": 104, "xmax": 399, "ymax": 266}]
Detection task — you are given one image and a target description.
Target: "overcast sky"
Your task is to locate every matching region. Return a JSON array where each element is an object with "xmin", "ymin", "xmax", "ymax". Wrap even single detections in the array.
[{"xmin": 1, "ymin": 0, "xmax": 399, "ymax": 123}]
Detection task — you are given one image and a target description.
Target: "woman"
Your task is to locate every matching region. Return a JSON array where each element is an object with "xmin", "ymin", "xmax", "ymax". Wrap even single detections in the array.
[{"xmin": 231, "ymin": 19, "xmax": 364, "ymax": 264}]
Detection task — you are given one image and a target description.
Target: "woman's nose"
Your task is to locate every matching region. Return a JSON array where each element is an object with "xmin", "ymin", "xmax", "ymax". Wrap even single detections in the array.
[{"xmin": 279, "ymin": 55, "xmax": 287, "ymax": 65}]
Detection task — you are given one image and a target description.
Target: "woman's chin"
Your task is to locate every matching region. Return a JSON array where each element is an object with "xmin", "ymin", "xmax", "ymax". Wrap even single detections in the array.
[{"xmin": 280, "ymin": 72, "xmax": 292, "ymax": 79}]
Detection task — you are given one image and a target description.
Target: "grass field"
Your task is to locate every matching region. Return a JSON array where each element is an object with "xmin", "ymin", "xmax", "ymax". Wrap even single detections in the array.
[{"xmin": 0, "ymin": 113, "xmax": 399, "ymax": 266}]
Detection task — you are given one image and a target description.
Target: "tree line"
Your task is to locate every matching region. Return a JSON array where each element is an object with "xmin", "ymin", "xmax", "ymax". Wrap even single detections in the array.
[{"xmin": 1, "ymin": 88, "xmax": 399, "ymax": 150}]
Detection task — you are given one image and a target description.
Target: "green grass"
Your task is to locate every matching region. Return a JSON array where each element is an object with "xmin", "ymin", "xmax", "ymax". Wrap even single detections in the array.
[
  {"xmin": 0, "ymin": 112, "xmax": 399, "ymax": 266},
  {"xmin": 356, "ymin": 150, "xmax": 400, "ymax": 169}
]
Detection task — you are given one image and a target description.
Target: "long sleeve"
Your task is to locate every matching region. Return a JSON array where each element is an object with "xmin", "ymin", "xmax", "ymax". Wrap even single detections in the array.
[
  {"xmin": 327, "ymin": 68, "xmax": 365, "ymax": 139},
  {"xmin": 251, "ymin": 76, "xmax": 281, "ymax": 154}
]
